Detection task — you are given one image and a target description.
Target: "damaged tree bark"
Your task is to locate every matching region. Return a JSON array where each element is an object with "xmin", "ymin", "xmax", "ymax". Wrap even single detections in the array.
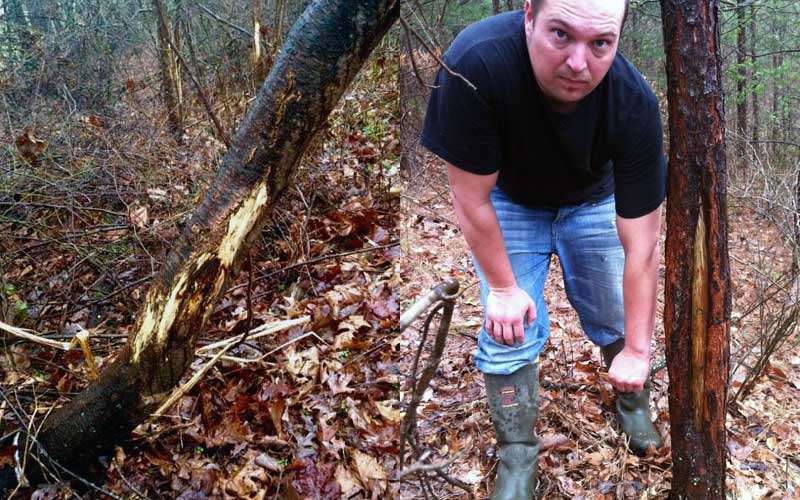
[
  {"xmin": 3, "ymin": 0, "xmax": 398, "ymax": 491},
  {"xmin": 660, "ymin": 1, "xmax": 731, "ymax": 498}
]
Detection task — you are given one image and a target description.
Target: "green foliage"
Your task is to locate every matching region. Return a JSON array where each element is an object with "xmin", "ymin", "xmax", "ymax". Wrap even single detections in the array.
[{"xmin": 1, "ymin": 282, "xmax": 29, "ymax": 325}]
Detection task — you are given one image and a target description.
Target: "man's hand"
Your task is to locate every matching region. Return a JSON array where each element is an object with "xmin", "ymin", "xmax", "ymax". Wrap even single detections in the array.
[
  {"xmin": 608, "ymin": 346, "xmax": 650, "ymax": 392},
  {"xmin": 485, "ymin": 285, "xmax": 536, "ymax": 346}
]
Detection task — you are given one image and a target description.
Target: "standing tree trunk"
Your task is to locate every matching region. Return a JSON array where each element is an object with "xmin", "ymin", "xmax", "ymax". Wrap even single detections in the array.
[
  {"xmin": 794, "ymin": 166, "xmax": 800, "ymax": 278},
  {"xmin": 26, "ymin": 0, "xmax": 51, "ymax": 34},
  {"xmin": 660, "ymin": 0, "xmax": 731, "ymax": 498},
  {"xmin": 1, "ymin": 0, "xmax": 398, "ymax": 492},
  {"xmin": 736, "ymin": 0, "xmax": 747, "ymax": 159},
  {"xmin": 152, "ymin": 0, "xmax": 184, "ymax": 139},
  {"xmin": 750, "ymin": 2, "xmax": 758, "ymax": 145},
  {"xmin": 506, "ymin": 0, "xmax": 514, "ymax": 11},
  {"xmin": 273, "ymin": 0, "xmax": 286, "ymax": 49},
  {"xmin": 770, "ymin": 50, "xmax": 782, "ymax": 158},
  {"xmin": 251, "ymin": 0, "xmax": 266, "ymax": 84},
  {"xmin": 492, "ymin": 0, "xmax": 501, "ymax": 15}
]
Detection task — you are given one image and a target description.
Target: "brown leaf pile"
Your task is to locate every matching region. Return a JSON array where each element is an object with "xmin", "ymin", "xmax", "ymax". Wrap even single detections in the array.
[
  {"xmin": 399, "ymin": 152, "xmax": 800, "ymax": 499},
  {"xmin": 2, "ymin": 49, "xmax": 400, "ymax": 498}
]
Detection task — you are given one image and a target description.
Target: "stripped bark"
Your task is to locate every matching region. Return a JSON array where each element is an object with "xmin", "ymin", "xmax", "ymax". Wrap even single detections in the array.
[
  {"xmin": 660, "ymin": 0, "xmax": 731, "ymax": 498},
  {"xmin": 3, "ymin": 0, "xmax": 399, "ymax": 491}
]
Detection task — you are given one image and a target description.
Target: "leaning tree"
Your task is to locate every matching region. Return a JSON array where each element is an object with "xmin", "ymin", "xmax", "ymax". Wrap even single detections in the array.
[
  {"xmin": 660, "ymin": 0, "xmax": 731, "ymax": 497},
  {"xmin": 0, "ymin": 0, "xmax": 399, "ymax": 493}
]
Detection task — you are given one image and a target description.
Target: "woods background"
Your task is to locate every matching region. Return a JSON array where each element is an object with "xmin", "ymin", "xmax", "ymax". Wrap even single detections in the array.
[{"xmin": 399, "ymin": 0, "xmax": 799, "ymax": 498}]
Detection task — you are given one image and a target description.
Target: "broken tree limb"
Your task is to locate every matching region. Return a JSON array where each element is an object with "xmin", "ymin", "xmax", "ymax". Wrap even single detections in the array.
[
  {"xmin": 398, "ymin": 278, "xmax": 471, "ymax": 494},
  {"xmin": 0, "ymin": 0, "xmax": 399, "ymax": 493},
  {"xmin": 400, "ymin": 277, "xmax": 459, "ymax": 331},
  {"xmin": 0, "ymin": 320, "xmax": 71, "ymax": 350},
  {"xmin": 0, "ymin": 320, "xmax": 100, "ymax": 379}
]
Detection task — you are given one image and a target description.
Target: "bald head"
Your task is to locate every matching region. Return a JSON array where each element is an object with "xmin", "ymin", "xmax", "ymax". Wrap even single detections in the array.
[{"xmin": 528, "ymin": 0, "xmax": 631, "ymax": 32}]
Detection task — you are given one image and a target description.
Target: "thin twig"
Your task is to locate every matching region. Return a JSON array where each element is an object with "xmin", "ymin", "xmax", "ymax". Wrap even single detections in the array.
[
  {"xmin": 200, "ymin": 330, "xmax": 327, "ymax": 364},
  {"xmin": 397, "ymin": 449, "xmax": 465, "ymax": 479},
  {"xmin": 400, "ymin": 14, "xmax": 436, "ymax": 89},
  {"xmin": 196, "ymin": 3, "xmax": 252, "ymax": 38},
  {"xmin": 398, "ymin": 16, "xmax": 476, "ymax": 91},
  {"xmin": 150, "ymin": 338, "xmax": 238, "ymax": 418},
  {"xmin": 195, "ymin": 316, "xmax": 310, "ymax": 352},
  {"xmin": 227, "ymin": 241, "xmax": 399, "ymax": 296},
  {"xmin": 0, "ymin": 390, "xmax": 123, "ymax": 499}
]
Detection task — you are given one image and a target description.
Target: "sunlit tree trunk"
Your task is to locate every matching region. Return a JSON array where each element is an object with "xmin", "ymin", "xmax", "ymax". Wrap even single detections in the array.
[
  {"xmin": 152, "ymin": 0, "xmax": 184, "ymax": 139},
  {"xmin": 251, "ymin": 0, "xmax": 266, "ymax": 84},
  {"xmin": 273, "ymin": 0, "xmax": 285, "ymax": 48},
  {"xmin": 0, "ymin": 0, "xmax": 399, "ymax": 492},
  {"xmin": 660, "ymin": 0, "xmax": 731, "ymax": 498},
  {"xmin": 770, "ymin": 50, "xmax": 781, "ymax": 157}
]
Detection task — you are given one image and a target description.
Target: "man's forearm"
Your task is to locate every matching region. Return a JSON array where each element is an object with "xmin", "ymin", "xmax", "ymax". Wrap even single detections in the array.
[
  {"xmin": 451, "ymin": 197, "xmax": 516, "ymax": 289},
  {"xmin": 621, "ymin": 243, "xmax": 660, "ymax": 357}
]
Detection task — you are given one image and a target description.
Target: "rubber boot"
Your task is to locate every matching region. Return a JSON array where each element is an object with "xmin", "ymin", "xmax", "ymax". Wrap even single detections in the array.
[
  {"xmin": 484, "ymin": 363, "xmax": 540, "ymax": 500},
  {"xmin": 601, "ymin": 338, "xmax": 663, "ymax": 456}
]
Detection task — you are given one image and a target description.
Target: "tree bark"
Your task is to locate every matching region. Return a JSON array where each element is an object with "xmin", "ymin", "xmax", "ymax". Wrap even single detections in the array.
[
  {"xmin": 3, "ymin": 0, "xmax": 399, "ymax": 491},
  {"xmin": 736, "ymin": 0, "xmax": 747, "ymax": 158},
  {"xmin": 492, "ymin": 0, "xmax": 501, "ymax": 15},
  {"xmin": 152, "ymin": 0, "xmax": 184, "ymax": 139},
  {"xmin": 506, "ymin": 0, "xmax": 514, "ymax": 11},
  {"xmin": 660, "ymin": 1, "xmax": 731, "ymax": 498}
]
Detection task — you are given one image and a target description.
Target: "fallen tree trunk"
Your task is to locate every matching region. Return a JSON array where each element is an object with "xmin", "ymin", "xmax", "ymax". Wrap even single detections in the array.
[
  {"xmin": 660, "ymin": 0, "xmax": 731, "ymax": 497},
  {"xmin": 3, "ymin": 0, "xmax": 398, "ymax": 491}
]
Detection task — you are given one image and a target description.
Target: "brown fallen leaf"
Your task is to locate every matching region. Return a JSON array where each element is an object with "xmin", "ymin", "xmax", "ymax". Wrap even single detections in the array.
[
  {"xmin": 335, "ymin": 463, "xmax": 362, "ymax": 497},
  {"xmin": 539, "ymin": 433, "xmax": 576, "ymax": 451},
  {"xmin": 15, "ymin": 126, "xmax": 46, "ymax": 165},
  {"xmin": 352, "ymin": 449, "xmax": 386, "ymax": 495}
]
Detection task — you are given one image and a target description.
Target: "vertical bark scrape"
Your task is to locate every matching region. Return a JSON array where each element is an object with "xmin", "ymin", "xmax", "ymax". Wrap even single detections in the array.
[{"xmin": 690, "ymin": 206, "xmax": 707, "ymax": 431}]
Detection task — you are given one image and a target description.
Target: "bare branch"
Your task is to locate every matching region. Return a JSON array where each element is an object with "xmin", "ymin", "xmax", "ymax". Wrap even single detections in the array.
[
  {"xmin": 196, "ymin": 3, "xmax": 252, "ymax": 38},
  {"xmin": 399, "ymin": 16, "xmax": 477, "ymax": 91}
]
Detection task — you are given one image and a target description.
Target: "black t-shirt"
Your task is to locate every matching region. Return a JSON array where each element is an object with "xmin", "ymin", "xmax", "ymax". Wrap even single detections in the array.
[{"xmin": 420, "ymin": 11, "xmax": 666, "ymax": 218}]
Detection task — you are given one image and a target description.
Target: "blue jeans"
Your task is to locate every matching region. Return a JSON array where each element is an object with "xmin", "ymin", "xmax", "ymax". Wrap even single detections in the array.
[{"xmin": 474, "ymin": 187, "xmax": 625, "ymax": 375}]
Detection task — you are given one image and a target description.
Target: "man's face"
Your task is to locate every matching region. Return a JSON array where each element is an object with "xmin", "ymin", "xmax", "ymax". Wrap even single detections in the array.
[{"xmin": 524, "ymin": 0, "xmax": 624, "ymax": 112}]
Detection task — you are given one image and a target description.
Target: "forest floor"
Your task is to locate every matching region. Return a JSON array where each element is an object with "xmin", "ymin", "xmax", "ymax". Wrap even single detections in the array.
[
  {"xmin": 1, "ymin": 51, "xmax": 402, "ymax": 498},
  {"xmin": 398, "ymin": 152, "xmax": 800, "ymax": 499}
]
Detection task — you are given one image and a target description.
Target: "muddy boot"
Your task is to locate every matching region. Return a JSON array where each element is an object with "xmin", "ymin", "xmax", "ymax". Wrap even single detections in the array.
[
  {"xmin": 601, "ymin": 338, "xmax": 663, "ymax": 456},
  {"xmin": 484, "ymin": 363, "xmax": 540, "ymax": 500}
]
